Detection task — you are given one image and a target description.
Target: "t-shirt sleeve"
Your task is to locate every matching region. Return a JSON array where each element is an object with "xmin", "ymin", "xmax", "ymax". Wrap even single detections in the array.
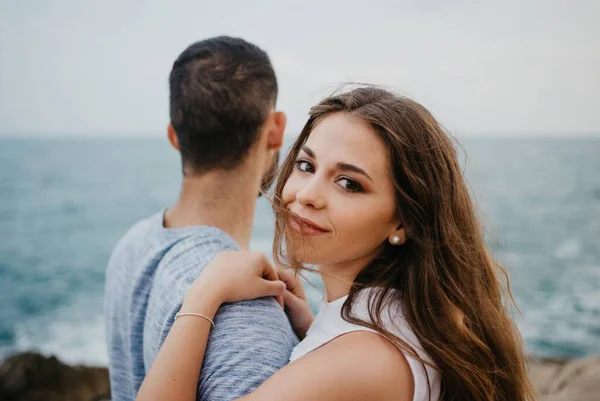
[{"xmin": 142, "ymin": 237, "xmax": 298, "ymax": 401}]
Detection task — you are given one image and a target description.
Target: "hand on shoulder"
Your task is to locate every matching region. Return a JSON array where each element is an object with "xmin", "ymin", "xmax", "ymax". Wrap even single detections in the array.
[{"xmin": 182, "ymin": 251, "xmax": 286, "ymax": 312}]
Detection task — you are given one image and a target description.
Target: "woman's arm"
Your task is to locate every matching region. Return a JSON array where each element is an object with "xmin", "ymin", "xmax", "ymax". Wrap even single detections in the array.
[
  {"xmin": 135, "ymin": 251, "xmax": 286, "ymax": 401},
  {"xmin": 240, "ymin": 330, "xmax": 414, "ymax": 401},
  {"xmin": 136, "ymin": 286, "xmax": 219, "ymax": 401},
  {"xmin": 136, "ymin": 251, "xmax": 413, "ymax": 401},
  {"xmin": 140, "ymin": 310, "xmax": 412, "ymax": 401}
]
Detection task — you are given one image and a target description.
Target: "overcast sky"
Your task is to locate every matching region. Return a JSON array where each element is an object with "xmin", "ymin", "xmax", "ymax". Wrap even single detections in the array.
[{"xmin": 0, "ymin": 0, "xmax": 598, "ymax": 137}]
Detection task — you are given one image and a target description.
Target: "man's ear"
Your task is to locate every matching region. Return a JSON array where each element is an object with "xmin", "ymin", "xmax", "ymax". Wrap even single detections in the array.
[
  {"xmin": 267, "ymin": 111, "xmax": 286, "ymax": 151},
  {"xmin": 167, "ymin": 123, "xmax": 180, "ymax": 151}
]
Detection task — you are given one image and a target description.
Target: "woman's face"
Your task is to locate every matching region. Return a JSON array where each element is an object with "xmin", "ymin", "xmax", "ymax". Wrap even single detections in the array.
[{"xmin": 282, "ymin": 112, "xmax": 400, "ymax": 267}]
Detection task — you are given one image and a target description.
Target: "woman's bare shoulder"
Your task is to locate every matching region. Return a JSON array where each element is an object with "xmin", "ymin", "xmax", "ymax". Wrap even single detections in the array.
[{"xmin": 242, "ymin": 330, "xmax": 413, "ymax": 401}]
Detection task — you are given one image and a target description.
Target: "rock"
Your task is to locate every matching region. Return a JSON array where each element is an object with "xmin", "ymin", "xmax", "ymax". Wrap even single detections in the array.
[
  {"xmin": 0, "ymin": 352, "xmax": 110, "ymax": 401},
  {"xmin": 528, "ymin": 356, "xmax": 600, "ymax": 401},
  {"xmin": 1, "ymin": 351, "xmax": 598, "ymax": 400}
]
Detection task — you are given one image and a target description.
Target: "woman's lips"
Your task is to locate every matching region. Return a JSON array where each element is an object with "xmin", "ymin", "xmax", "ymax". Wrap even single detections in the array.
[{"xmin": 289, "ymin": 214, "xmax": 330, "ymax": 235}]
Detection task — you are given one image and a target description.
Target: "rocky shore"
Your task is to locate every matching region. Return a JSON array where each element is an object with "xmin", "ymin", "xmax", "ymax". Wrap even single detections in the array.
[
  {"xmin": 528, "ymin": 356, "xmax": 600, "ymax": 400},
  {"xmin": 1, "ymin": 352, "xmax": 598, "ymax": 400}
]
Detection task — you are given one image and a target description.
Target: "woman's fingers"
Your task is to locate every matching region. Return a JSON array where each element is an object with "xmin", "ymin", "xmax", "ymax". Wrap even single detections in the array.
[
  {"xmin": 241, "ymin": 253, "xmax": 284, "ymax": 305},
  {"xmin": 282, "ymin": 289, "xmax": 294, "ymax": 307},
  {"xmin": 282, "ymin": 289, "xmax": 303, "ymax": 309},
  {"xmin": 279, "ymin": 270, "xmax": 306, "ymax": 299},
  {"xmin": 256, "ymin": 254, "xmax": 278, "ymax": 281},
  {"xmin": 260, "ymin": 278, "xmax": 286, "ymax": 297},
  {"xmin": 275, "ymin": 294, "xmax": 284, "ymax": 309},
  {"xmin": 282, "ymin": 289, "xmax": 314, "ymax": 339},
  {"xmin": 278, "ymin": 270, "xmax": 295, "ymax": 291},
  {"xmin": 192, "ymin": 251, "xmax": 291, "ymax": 305}
]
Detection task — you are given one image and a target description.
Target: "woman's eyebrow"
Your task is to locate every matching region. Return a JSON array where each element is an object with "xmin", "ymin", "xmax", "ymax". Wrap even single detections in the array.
[
  {"xmin": 300, "ymin": 145, "xmax": 315, "ymax": 158},
  {"xmin": 336, "ymin": 163, "xmax": 374, "ymax": 183},
  {"xmin": 301, "ymin": 145, "xmax": 374, "ymax": 183}
]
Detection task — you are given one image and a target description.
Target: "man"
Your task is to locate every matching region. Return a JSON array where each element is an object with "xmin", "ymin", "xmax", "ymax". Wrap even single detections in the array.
[{"xmin": 105, "ymin": 36, "xmax": 297, "ymax": 401}]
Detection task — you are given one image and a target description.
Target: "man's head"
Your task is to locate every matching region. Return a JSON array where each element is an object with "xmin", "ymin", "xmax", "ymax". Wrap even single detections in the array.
[{"xmin": 167, "ymin": 36, "xmax": 285, "ymax": 179}]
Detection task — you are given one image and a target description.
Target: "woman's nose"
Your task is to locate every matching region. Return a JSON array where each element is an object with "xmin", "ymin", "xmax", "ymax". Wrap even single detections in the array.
[{"xmin": 296, "ymin": 178, "xmax": 326, "ymax": 209}]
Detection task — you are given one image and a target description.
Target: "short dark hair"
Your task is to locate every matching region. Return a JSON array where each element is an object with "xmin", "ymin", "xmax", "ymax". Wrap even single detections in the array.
[{"xmin": 169, "ymin": 36, "xmax": 278, "ymax": 173}]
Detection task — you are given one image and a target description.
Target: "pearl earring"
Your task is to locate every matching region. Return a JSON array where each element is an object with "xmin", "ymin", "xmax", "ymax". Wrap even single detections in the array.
[{"xmin": 391, "ymin": 235, "xmax": 401, "ymax": 245}]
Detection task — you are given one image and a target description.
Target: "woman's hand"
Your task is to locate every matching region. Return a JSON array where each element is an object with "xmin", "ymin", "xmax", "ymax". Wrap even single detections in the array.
[
  {"xmin": 278, "ymin": 270, "xmax": 314, "ymax": 340},
  {"xmin": 182, "ymin": 251, "xmax": 286, "ymax": 313}
]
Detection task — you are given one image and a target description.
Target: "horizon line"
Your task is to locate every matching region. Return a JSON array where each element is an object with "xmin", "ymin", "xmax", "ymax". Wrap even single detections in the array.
[{"xmin": 1, "ymin": 132, "xmax": 599, "ymax": 140}]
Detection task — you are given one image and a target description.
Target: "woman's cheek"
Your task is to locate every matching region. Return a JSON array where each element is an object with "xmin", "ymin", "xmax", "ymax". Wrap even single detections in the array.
[
  {"xmin": 338, "ymin": 200, "xmax": 389, "ymax": 245},
  {"xmin": 281, "ymin": 175, "xmax": 300, "ymax": 204},
  {"xmin": 330, "ymin": 200, "xmax": 370, "ymax": 241}
]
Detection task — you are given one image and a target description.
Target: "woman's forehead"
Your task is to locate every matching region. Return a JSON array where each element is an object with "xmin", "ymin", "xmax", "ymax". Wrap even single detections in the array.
[{"xmin": 304, "ymin": 113, "xmax": 388, "ymax": 175}]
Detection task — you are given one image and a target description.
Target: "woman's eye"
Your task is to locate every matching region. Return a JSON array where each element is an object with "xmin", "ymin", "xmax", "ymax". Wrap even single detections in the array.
[
  {"xmin": 295, "ymin": 160, "xmax": 315, "ymax": 173},
  {"xmin": 338, "ymin": 178, "xmax": 363, "ymax": 193}
]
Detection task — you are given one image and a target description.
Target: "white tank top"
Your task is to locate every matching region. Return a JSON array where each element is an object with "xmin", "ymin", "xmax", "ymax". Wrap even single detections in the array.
[{"xmin": 289, "ymin": 288, "xmax": 441, "ymax": 401}]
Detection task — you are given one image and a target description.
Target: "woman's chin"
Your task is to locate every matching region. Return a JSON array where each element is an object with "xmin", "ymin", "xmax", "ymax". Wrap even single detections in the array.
[{"xmin": 287, "ymin": 248, "xmax": 325, "ymax": 267}]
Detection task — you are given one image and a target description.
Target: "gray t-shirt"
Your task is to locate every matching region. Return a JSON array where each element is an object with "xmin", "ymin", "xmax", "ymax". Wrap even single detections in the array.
[{"xmin": 105, "ymin": 210, "xmax": 298, "ymax": 401}]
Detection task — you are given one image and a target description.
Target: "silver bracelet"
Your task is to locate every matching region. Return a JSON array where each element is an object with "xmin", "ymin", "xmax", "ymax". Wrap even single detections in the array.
[{"xmin": 174, "ymin": 312, "xmax": 215, "ymax": 328}]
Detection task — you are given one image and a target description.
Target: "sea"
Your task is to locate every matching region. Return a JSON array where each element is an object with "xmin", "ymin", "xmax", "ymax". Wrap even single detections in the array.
[{"xmin": 0, "ymin": 137, "xmax": 599, "ymax": 366}]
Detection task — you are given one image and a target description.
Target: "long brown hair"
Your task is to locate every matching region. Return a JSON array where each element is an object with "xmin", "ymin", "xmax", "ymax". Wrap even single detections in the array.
[{"xmin": 271, "ymin": 86, "xmax": 535, "ymax": 400}]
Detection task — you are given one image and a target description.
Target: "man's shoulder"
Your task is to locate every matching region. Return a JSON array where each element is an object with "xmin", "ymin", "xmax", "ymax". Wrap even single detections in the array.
[
  {"xmin": 156, "ymin": 227, "xmax": 239, "ymax": 270},
  {"xmin": 142, "ymin": 224, "xmax": 240, "ymax": 297},
  {"xmin": 105, "ymin": 211, "xmax": 239, "ymax": 300},
  {"xmin": 109, "ymin": 210, "xmax": 237, "ymax": 267},
  {"xmin": 108, "ymin": 212, "xmax": 164, "ymax": 261}
]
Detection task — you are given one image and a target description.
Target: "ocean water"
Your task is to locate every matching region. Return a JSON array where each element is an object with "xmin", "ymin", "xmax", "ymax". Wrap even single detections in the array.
[{"xmin": 0, "ymin": 137, "xmax": 599, "ymax": 365}]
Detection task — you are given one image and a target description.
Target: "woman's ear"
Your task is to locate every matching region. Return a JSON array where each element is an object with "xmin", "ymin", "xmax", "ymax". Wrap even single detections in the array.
[
  {"xmin": 167, "ymin": 123, "xmax": 180, "ymax": 151},
  {"xmin": 388, "ymin": 226, "xmax": 407, "ymax": 246}
]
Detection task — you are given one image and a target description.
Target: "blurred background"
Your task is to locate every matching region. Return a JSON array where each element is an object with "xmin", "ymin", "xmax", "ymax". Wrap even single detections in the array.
[{"xmin": 1, "ymin": 0, "xmax": 599, "ymax": 367}]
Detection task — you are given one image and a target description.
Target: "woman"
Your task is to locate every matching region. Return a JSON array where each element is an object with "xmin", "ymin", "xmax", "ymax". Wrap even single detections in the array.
[{"xmin": 136, "ymin": 87, "xmax": 535, "ymax": 400}]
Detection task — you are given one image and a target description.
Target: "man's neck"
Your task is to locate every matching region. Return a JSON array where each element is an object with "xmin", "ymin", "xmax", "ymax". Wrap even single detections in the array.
[{"xmin": 164, "ymin": 168, "xmax": 261, "ymax": 249}]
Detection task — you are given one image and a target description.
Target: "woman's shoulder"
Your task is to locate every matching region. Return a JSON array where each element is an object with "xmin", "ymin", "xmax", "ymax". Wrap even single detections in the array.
[
  {"xmin": 346, "ymin": 288, "xmax": 409, "ymax": 335},
  {"xmin": 248, "ymin": 330, "xmax": 414, "ymax": 401},
  {"xmin": 285, "ymin": 288, "xmax": 440, "ymax": 401},
  {"xmin": 312, "ymin": 330, "xmax": 414, "ymax": 399},
  {"xmin": 349, "ymin": 288, "xmax": 423, "ymax": 348},
  {"xmin": 292, "ymin": 287, "xmax": 422, "ymax": 362},
  {"xmin": 347, "ymin": 288, "xmax": 441, "ymax": 401}
]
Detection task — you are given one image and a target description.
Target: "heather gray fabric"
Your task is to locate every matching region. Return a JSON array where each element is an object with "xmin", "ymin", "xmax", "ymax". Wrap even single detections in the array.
[{"xmin": 105, "ymin": 210, "xmax": 298, "ymax": 401}]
